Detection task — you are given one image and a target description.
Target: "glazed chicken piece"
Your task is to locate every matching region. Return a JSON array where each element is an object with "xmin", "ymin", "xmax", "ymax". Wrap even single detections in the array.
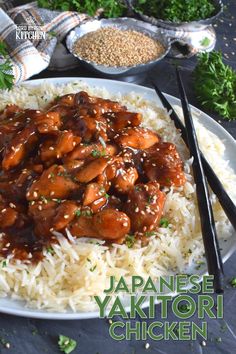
[
  {"xmin": 29, "ymin": 200, "xmax": 57, "ymax": 236},
  {"xmin": 89, "ymin": 196, "xmax": 107, "ymax": 213},
  {"xmin": 104, "ymin": 195, "xmax": 122, "ymax": 211},
  {"xmin": 12, "ymin": 168, "xmax": 39, "ymax": 200},
  {"xmin": 0, "ymin": 125, "xmax": 23, "ymax": 152},
  {"xmin": 0, "ymin": 104, "xmax": 22, "ymax": 121},
  {"xmin": 115, "ymin": 127, "xmax": 159, "ymax": 150},
  {"xmin": 64, "ymin": 113, "xmax": 108, "ymax": 142},
  {"xmin": 26, "ymin": 165, "xmax": 78, "ymax": 201},
  {"xmin": 81, "ymin": 115, "xmax": 108, "ymax": 142},
  {"xmin": 33, "ymin": 111, "xmax": 61, "ymax": 134},
  {"xmin": 103, "ymin": 162, "xmax": 118, "ymax": 181},
  {"xmin": 2, "ymin": 125, "xmax": 38, "ymax": 171},
  {"xmin": 0, "ymin": 196, "xmax": 27, "ymax": 228},
  {"xmin": 0, "ymin": 205, "xmax": 18, "ymax": 228},
  {"xmin": 82, "ymin": 181, "xmax": 109, "ymax": 212},
  {"xmin": 69, "ymin": 208, "xmax": 130, "ymax": 240},
  {"xmin": 95, "ymin": 154, "xmax": 139, "ymax": 194},
  {"xmin": 143, "ymin": 142, "xmax": 186, "ymax": 187},
  {"xmin": 47, "ymin": 103, "xmax": 77, "ymax": 121},
  {"xmin": 95, "ymin": 156, "xmax": 124, "ymax": 191},
  {"xmin": 40, "ymin": 130, "xmax": 81, "ymax": 163},
  {"xmin": 54, "ymin": 94, "xmax": 76, "ymax": 107},
  {"xmin": 0, "ymin": 119, "xmax": 22, "ymax": 151},
  {"xmin": 75, "ymin": 156, "xmax": 110, "ymax": 183},
  {"xmin": 63, "ymin": 160, "xmax": 85, "ymax": 173},
  {"xmin": 75, "ymin": 91, "xmax": 127, "ymax": 113},
  {"xmin": 105, "ymin": 111, "xmax": 142, "ymax": 132},
  {"xmin": 125, "ymin": 181, "xmax": 166, "ymax": 233},
  {"xmin": 68, "ymin": 214, "xmax": 96, "ymax": 238},
  {"xmin": 1, "ymin": 108, "xmax": 64, "ymax": 170},
  {"xmin": 0, "ymin": 106, "xmax": 26, "ymax": 148},
  {"xmin": 93, "ymin": 209, "xmax": 130, "ymax": 240},
  {"xmin": 0, "ymin": 109, "xmax": 43, "ymax": 149},
  {"xmin": 50, "ymin": 92, "xmax": 112, "ymax": 110},
  {"xmin": 83, "ymin": 183, "xmax": 106, "ymax": 206},
  {"xmin": 29, "ymin": 200, "xmax": 78, "ymax": 235},
  {"xmin": 52, "ymin": 200, "xmax": 78, "ymax": 231},
  {"xmin": 65, "ymin": 142, "xmax": 117, "ymax": 162},
  {"xmin": 113, "ymin": 166, "xmax": 139, "ymax": 194},
  {"xmin": 0, "ymin": 180, "xmax": 16, "ymax": 200}
]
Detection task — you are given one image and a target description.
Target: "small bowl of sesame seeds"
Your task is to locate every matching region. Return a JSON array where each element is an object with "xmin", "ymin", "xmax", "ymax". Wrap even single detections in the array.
[{"xmin": 66, "ymin": 18, "xmax": 171, "ymax": 77}]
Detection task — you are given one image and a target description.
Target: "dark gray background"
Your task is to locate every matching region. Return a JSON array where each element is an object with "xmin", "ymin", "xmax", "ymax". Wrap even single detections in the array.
[{"xmin": 0, "ymin": 1, "xmax": 236, "ymax": 353}]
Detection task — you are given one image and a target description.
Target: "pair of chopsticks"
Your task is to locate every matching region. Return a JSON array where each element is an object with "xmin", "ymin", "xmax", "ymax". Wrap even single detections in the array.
[{"xmin": 152, "ymin": 69, "xmax": 236, "ymax": 292}]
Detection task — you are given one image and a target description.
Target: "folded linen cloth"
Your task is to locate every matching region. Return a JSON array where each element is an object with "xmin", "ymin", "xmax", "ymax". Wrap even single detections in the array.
[{"xmin": 0, "ymin": 1, "xmax": 88, "ymax": 83}]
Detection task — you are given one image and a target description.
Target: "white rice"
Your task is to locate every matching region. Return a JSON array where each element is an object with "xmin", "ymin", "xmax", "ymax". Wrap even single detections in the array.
[{"xmin": 0, "ymin": 81, "xmax": 235, "ymax": 312}]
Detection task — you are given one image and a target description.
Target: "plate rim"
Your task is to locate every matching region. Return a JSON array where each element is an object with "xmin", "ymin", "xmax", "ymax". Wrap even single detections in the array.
[{"xmin": 0, "ymin": 76, "xmax": 235, "ymax": 320}]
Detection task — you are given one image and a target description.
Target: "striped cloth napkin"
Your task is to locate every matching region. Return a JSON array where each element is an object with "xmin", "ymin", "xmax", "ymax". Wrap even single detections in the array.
[{"xmin": 0, "ymin": 1, "xmax": 88, "ymax": 84}]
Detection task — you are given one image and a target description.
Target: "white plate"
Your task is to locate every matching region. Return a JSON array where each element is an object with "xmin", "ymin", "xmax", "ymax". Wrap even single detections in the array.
[{"xmin": 0, "ymin": 77, "xmax": 236, "ymax": 320}]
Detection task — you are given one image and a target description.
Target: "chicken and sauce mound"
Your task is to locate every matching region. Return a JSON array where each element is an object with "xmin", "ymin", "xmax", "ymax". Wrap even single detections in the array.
[{"xmin": 0, "ymin": 92, "xmax": 186, "ymax": 261}]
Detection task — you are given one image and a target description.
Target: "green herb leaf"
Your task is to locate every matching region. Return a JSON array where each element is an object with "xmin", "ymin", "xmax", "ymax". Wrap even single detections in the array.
[
  {"xmin": 125, "ymin": 234, "xmax": 135, "ymax": 248},
  {"xmin": 75, "ymin": 209, "xmax": 81, "ymax": 217},
  {"xmin": 37, "ymin": 0, "xmax": 125, "ymax": 18},
  {"xmin": 194, "ymin": 51, "xmax": 236, "ymax": 120},
  {"xmin": 134, "ymin": 0, "xmax": 215, "ymax": 22},
  {"xmin": 58, "ymin": 335, "xmax": 77, "ymax": 354},
  {"xmin": 32, "ymin": 329, "xmax": 38, "ymax": 335},
  {"xmin": 47, "ymin": 247, "xmax": 55, "ymax": 255},
  {"xmin": 75, "ymin": 209, "xmax": 92, "ymax": 217},
  {"xmin": 48, "ymin": 31, "xmax": 57, "ymax": 37},
  {"xmin": 195, "ymin": 260, "xmax": 205, "ymax": 270},
  {"xmin": 91, "ymin": 149, "xmax": 106, "ymax": 158},
  {"xmin": 145, "ymin": 231, "xmax": 156, "ymax": 237},
  {"xmin": 0, "ymin": 41, "xmax": 14, "ymax": 90},
  {"xmin": 230, "ymin": 277, "xmax": 236, "ymax": 288},
  {"xmin": 134, "ymin": 185, "xmax": 142, "ymax": 192},
  {"xmin": 147, "ymin": 195, "xmax": 154, "ymax": 204},
  {"xmin": 1, "ymin": 260, "xmax": 7, "ymax": 268},
  {"xmin": 90, "ymin": 265, "xmax": 97, "ymax": 272},
  {"xmin": 200, "ymin": 37, "xmax": 211, "ymax": 47},
  {"xmin": 84, "ymin": 209, "xmax": 92, "ymax": 216},
  {"xmin": 91, "ymin": 149, "xmax": 101, "ymax": 157},
  {"xmin": 40, "ymin": 196, "xmax": 50, "ymax": 204},
  {"xmin": 159, "ymin": 218, "xmax": 169, "ymax": 228}
]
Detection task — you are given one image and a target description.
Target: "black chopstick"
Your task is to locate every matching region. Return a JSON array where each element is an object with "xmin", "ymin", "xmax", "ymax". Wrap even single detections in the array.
[
  {"xmin": 175, "ymin": 68, "xmax": 224, "ymax": 292},
  {"xmin": 152, "ymin": 82, "xmax": 236, "ymax": 233}
]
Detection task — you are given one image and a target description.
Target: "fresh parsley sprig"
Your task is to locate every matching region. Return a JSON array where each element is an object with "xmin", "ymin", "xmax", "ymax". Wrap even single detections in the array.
[
  {"xmin": 0, "ymin": 42, "xmax": 14, "ymax": 90},
  {"xmin": 193, "ymin": 51, "xmax": 236, "ymax": 120},
  {"xmin": 37, "ymin": 0, "xmax": 125, "ymax": 18},
  {"xmin": 134, "ymin": 0, "xmax": 215, "ymax": 22}
]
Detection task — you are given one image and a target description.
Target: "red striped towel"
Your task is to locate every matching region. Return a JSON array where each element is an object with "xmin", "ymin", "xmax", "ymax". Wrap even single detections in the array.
[{"xmin": 0, "ymin": 1, "xmax": 88, "ymax": 83}]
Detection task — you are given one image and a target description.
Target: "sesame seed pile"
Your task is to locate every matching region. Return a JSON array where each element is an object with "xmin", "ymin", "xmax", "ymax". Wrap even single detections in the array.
[{"xmin": 73, "ymin": 27, "xmax": 165, "ymax": 67}]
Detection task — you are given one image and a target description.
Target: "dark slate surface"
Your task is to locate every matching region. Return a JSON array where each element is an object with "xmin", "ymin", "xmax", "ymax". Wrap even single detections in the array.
[{"xmin": 0, "ymin": 1, "xmax": 236, "ymax": 354}]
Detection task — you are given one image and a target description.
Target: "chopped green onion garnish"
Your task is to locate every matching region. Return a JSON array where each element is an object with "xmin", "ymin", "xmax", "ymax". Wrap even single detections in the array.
[
  {"xmin": 58, "ymin": 335, "xmax": 77, "ymax": 354},
  {"xmin": 159, "ymin": 218, "xmax": 169, "ymax": 228},
  {"xmin": 230, "ymin": 277, "xmax": 236, "ymax": 288},
  {"xmin": 125, "ymin": 235, "xmax": 135, "ymax": 248}
]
